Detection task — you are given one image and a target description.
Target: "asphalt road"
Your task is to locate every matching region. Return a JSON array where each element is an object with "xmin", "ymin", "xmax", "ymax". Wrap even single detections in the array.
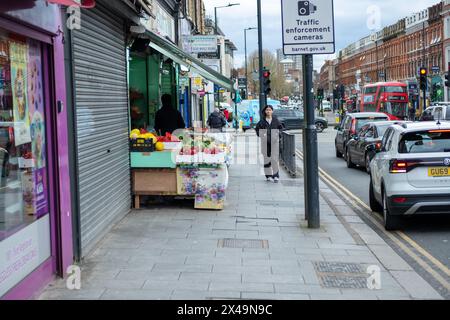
[{"xmin": 294, "ymin": 128, "xmax": 450, "ymax": 270}]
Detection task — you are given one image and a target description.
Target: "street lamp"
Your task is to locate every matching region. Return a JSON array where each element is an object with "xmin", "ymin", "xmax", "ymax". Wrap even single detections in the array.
[
  {"xmin": 214, "ymin": 3, "xmax": 240, "ymax": 35},
  {"xmin": 244, "ymin": 27, "xmax": 257, "ymax": 98}
]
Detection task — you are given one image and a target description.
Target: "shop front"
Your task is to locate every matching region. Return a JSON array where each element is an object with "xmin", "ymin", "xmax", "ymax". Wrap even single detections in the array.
[
  {"xmin": 0, "ymin": 2, "xmax": 73, "ymax": 299},
  {"xmin": 128, "ymin": 30, "xmax": 233, "ymax": 210}
]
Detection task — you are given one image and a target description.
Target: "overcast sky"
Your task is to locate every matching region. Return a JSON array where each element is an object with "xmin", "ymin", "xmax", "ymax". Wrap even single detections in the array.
[{"xmin": 204, "ymin": 0, "xmax": 440, "ymax": 71}]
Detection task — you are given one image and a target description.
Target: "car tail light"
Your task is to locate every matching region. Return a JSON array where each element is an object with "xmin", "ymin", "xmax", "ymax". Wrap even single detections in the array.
[
  {"xmin": 393, "ymin": 197, "xmax": 407, "ymax": 204},
  {"xmin": 375, "ymin": 142, "xmax": 382, "ymax": 150},
  {"xmin": 350, "ymin": 118, "xmax": 356, "ymax": 135},
  {"xmin": 250, "ymin": 117, "xmax": 253, "ymax": 123},
  {"xmin": 389, "ymin": 159, "xmax": 419, "ymax": 173}
]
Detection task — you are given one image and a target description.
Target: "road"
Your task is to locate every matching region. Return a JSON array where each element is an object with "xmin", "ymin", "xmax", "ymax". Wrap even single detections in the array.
[{"xmin": 294, "ymin": 128, "xmax": 450, "ymax": 270}]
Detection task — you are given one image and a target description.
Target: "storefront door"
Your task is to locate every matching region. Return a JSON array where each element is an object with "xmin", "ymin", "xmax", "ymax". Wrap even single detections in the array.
[{"xmin": 0, "ymin": 28, "xmax": 55, "ymax": 297}]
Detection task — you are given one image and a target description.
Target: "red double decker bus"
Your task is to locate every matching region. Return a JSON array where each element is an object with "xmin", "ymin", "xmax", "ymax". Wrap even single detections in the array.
[{"xmin": 360, "ymin": 82, "xmax": 409, "ymax": 120}]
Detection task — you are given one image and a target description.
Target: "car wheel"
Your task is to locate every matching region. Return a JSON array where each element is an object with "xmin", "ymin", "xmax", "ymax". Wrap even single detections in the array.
[
  {"xmin": 346, "ymin": 149, "xmax": 355, "ymax": 168},
  {"xmin": 369, "ymin": 176, "xmax": 382, "ymax": 213},
  {"xmin": 315, "ymin": 122, "xmax": 325, "ymax": 133},
  {"xmin": 365, "ymin": 153, "xmax": 372, "ymax": 174},
  {"xmin": 382, "ymin": 188, "xmax": 401, "ymax": 231}
]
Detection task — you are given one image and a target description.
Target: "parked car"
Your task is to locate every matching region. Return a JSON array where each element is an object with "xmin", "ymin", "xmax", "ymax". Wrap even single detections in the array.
[
  {"xmin": 421, "ymin": 104, "xmax": 450, "ymax": 121},
  {"xmin": 335, "ymin": 113, "xmax": 390, "ymax": 159},
  {"xmin": 369, "ymin": 122, "xmax": 450, "ymax": 230},
  {"xmin": 274, "ymin": 109, "xmax": 328, "ymax": 132},
  {"xmin": 322, "ymin": 101, "xmax": 332, "ymax": 112},
  {"xmin": 237, "ymin": 99, "xmax": 281, "ymax": 131},
  {"xmin": 345, "ymin": 121, "xmax": 406, "ymax": 173}
]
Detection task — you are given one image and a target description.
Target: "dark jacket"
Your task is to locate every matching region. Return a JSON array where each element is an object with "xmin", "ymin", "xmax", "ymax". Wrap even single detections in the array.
[
  {"xmin": 256, "ymin": 116, "xmax": 283, "ymax": 157},
  {"xmin": 155, "ymin": 106, "xmax": 185, "ymax": 136},
  {"xmin": 207, "ymin": 111, "xmax": 227, "ymax": 129}
]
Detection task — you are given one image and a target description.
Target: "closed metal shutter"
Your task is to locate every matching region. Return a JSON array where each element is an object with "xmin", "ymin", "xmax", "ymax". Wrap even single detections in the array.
[{"xmin": 72, "ymin": 2, "xmax": 130, "ymax": 255}]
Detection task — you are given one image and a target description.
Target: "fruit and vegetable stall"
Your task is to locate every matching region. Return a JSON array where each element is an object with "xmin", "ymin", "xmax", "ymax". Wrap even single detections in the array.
[{"xmin": 129, "ymin": 128, "xmax": 232, "ymax": 210}]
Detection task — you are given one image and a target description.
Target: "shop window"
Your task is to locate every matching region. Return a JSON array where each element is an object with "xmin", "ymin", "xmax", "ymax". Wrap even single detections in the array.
[{"xmin": 0, "ymin": 31, "xmax": 49, "ymax": 240}]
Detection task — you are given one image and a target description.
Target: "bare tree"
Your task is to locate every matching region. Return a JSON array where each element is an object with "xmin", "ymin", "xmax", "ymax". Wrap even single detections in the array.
[{"xmin": 244, "ymin": 49, "xmax": 294, "ymax": 100}]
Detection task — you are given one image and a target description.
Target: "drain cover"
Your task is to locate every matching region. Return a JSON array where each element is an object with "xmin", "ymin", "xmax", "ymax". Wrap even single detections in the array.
[
  {"xmin": 313, "ymin": 261, "xmax": 368, "ymax": 289},
  {"xmin": 257, "ymin": 200, "xmax": 298, "ymax": 208},
  {"xmin": 314, "ymin": 262, "xmax": 364, "ymax": 274},
  {"xmin": 320, "ymin": 275, "xmax": 368, "ymax": 289},
  {"xmin": 218, "ymin": 239, "xmax": 269, "ymax": 249}
]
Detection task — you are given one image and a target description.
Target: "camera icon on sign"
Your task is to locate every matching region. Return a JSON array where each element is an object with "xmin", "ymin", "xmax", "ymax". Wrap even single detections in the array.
[{"xmin": 298, "ymin": 1, "xmax": 317, "ymax": 16}]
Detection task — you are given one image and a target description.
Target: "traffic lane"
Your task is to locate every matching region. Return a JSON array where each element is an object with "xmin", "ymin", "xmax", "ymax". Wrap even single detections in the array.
[{"xmin": 294, "ymin": 129, "xmax": 450, "ymax": 269}]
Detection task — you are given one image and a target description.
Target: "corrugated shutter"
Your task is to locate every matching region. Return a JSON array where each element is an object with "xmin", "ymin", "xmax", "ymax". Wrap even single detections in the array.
[{"xmin": 72, "ymin": 2, "xmax": 130, "ymax": 255}]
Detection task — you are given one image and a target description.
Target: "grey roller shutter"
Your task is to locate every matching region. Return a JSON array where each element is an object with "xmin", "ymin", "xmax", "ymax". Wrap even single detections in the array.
[{"xmin": 72, "ymin": 2, "xmax": 130, "ymax": 255}]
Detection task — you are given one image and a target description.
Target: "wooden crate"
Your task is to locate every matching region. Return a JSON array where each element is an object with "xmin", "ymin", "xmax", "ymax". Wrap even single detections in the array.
[{"xmin": 132, "ymin": 169, "xmax": 178, "ymax": 208}]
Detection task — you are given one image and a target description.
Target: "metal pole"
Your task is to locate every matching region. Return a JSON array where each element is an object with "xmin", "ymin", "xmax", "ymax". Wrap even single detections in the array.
[
  {"xmin": 245, "ymin": 29, "xmax": 248, "ymax": 98},
  {"xmin": 215, "ymin": 7, "xmax": 218, "ymax": 35},
  {"xmin": 303, "ymin": 54, "xmax": 320, "ymax": 229},
  {"xmin": 257, "ymin": 0, "xmax": 265, "ymax": 113}
]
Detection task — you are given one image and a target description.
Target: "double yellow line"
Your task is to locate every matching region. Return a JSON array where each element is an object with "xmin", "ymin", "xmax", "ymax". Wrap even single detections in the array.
[{"xmin": 296, "ymin": 150, "xmax": 450, "ymax": 293}]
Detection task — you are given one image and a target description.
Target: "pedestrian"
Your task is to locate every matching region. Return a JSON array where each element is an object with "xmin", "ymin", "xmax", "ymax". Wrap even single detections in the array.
[
  {"xmin": 154, "ymin": 94, "xmax": 186, "ymax": 136},
  {"xmin": 255, "ymin": 105, "xmax": 284, "ymax": 183},
  {"xmin": 207, "ymin": 108, "xmax": 227, "ymax": 132}
]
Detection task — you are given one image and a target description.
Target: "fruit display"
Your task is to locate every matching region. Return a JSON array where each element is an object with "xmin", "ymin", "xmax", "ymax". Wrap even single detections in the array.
[
  {"xmin": 176, "ymin": 132, "xmax": 229, "ymax": 164},
  {"xmin": 130, "ymin": 128, "xmax": 157, "ymax": 144}
]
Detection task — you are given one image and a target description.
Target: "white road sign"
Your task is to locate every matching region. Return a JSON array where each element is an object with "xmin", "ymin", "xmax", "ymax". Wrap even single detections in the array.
[{"xmin": 281, "ymin": 0, "xmax": 335, "ymax": 55}]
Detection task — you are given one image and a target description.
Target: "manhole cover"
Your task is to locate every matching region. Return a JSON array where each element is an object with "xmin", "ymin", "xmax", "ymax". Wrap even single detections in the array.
[
  {"xmin": 218, "ymin": 239, "xmax": 269, "ymax": 249},
  {"xmin": 313, "ymin": 261, "xmax": 368, "ymax": 289},
  {"xmin": 319, "ymin": 275, "xmax": 368, "ymax": 289},
  {"xmin": 313, "ymin": 262, "xmax": 364, "ymax": 274}
]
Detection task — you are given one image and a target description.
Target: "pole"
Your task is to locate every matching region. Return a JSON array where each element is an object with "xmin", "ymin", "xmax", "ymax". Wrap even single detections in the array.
[
  {"xmin": 257, "ymin": 0, "xmax": 265, "ymax": 113},
  {"xmin": 303, "ymin": 54, "xmax": 320, "ymax": 229},
  {"xmin": 215, "ymin": 7, "xmax": 218, "ymax": 35},
  {"xmin": 422, "ymin": 21, "xmax": 426, "ymax": 112},
  {"xmin": 245, "ymin": 29, "xmax": 248, "ymax": 98}
]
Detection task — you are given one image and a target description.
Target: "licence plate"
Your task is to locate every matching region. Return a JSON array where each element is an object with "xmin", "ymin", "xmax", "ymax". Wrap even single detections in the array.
[{"xmin": 428, "ymin": 167, "xmax": 450, "ymax": 177}]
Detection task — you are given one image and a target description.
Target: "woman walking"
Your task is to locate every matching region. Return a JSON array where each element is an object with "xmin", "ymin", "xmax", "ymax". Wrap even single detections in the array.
[{"xmin": 256, "ymin": 105, "xmax": 284, "ymax": 183}]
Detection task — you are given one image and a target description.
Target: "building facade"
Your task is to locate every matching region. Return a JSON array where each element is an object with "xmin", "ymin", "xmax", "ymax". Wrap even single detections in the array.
[{"xmin": 325, "ymin": 1, "xmax": 444, "ymax": 109}]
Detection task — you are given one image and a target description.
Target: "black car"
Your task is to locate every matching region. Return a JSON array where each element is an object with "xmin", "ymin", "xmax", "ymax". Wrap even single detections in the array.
[
  {"xmin": 345, "ymin": 121, "xmax": 405, "ymax": 173},
  {"xmin": 335, "ymin": 112, "xmax": 389, "ymax": 159},
  {"xmin": 274, "ymin": 109, "xmax": 328, "ymax": 132}
]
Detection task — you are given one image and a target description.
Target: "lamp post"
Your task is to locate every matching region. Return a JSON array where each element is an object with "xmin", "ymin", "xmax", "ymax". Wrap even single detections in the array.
[
  {"xmin": 214, "ymin": 3, "xmax": 240, "ymax": 35},
  {"xmin": 244, "ymin": 27, "xmax": 257, "ymax": 98}
]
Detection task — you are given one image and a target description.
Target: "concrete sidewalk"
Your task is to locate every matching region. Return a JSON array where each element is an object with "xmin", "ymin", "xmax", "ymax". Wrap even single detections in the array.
[{"xmin": 39, "ymin": 135, "xmax": 442, "ymax": 300}]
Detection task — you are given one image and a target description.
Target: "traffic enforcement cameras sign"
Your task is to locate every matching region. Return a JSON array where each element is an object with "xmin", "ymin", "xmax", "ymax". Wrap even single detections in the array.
[{"xmin": 281, "ymin": 0, "xmax": 335, "ymax": 55}]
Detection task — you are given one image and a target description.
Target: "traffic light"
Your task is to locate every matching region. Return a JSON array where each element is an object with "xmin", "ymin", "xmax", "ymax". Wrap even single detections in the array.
[
  {"xmin": 262, "ymin": 68, "xmax": 271, "ymax": 96},
  {"xmin": 419, "ymin": 67, "xmax": 428, "ymax": 91},
  {"xmin": 445, "ymin": 63, "xmax": 450, "ymax": 88},
  {"xmin": 317, "ymin": 88, "xmax": 324, "ymax": 100}
]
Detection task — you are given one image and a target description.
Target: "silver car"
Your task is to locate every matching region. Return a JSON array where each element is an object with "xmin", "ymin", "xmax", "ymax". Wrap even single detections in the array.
[{"xmin": 369, "ymin": 122, "xmax": 450, "ymax": 230}]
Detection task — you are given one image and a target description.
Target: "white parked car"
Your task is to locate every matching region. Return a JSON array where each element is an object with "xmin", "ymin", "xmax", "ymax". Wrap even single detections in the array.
[
  {"xmin": 369, "ymin": 122, "xmax": 450, "ymax": 230},
  {"xmin": 322, "ymin": 101, "xmax": 332, "ymax": 112}
]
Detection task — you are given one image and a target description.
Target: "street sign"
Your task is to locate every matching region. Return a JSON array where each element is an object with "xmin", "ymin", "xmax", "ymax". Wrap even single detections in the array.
[
  {"xmin": 431, "ymin": 66, "xmax": 440, "ymax": 74},
  {"xmin": 238, "ymin": 77, "xmax": 247, "ymax": 89},
  {"xmin": 281, "ymin": 0, "xmax": 335, "ymax": 55},
  {"xmin": 378, "ymin": 71, "xmax": 385, "ymax": 78}
]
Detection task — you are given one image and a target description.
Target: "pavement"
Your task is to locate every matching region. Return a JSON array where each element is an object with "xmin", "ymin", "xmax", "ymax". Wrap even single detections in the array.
[{"xmin": 38, "ymin": 132, "xmax": 443, "ymax": 300}]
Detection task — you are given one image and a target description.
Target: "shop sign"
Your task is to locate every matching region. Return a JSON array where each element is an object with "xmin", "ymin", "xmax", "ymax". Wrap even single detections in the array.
[
  {"xmin": 182, "ymin": 36, "xmax": 218, "ymax": 54},
  {"xmin": 0, "ymin": 215, "xmax": 51, "ymax": 297},
  {"xmin": 141, "ymin": 1, "xmax": 175, "ymax": 42},
  {"xmin": 1, "ymin": 1, "xmax": 60, "ymax": 34},
  {"xmin": 191, "ymin": 76, "xmax": 203, "ymax": 93},
  {"xmin": 200, "ymin": 59, "xmax": 220, "ymax": 73}
]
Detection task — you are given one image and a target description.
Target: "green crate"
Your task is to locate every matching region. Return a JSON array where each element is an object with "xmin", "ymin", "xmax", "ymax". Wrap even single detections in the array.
[{"xmin": 130, "ymin": 151, "xmax": 176, "ymax": 168}]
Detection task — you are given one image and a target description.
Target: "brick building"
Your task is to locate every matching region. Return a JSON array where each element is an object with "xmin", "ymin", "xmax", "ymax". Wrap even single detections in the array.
[{"xmin": 324, "ymin": 1, "xmax": 444, "ymax": 109}]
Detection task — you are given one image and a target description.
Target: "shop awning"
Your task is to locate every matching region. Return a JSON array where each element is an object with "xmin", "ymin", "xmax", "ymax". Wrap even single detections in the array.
[{"xmin": 143, "ymin": 32, "xmax": 233, "ymax": 92}]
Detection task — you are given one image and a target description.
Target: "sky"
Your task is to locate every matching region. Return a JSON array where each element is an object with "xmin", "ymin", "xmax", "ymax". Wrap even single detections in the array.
[{"xmin": 204, "ymin": 0, "xmax": 441, "ymax": 71}]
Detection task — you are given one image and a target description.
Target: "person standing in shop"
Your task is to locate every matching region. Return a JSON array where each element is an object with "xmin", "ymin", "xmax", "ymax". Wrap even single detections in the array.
[
  {"xmin": 155, "ymin": 94, "xmax": 186, "ymax": 136},
  {"xmin": 255, "ymin": 105, "xmax": 284, "ymax": 183}
]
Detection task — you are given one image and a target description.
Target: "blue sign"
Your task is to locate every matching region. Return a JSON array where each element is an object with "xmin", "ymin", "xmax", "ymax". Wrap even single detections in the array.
[{"xmin": 432, "ymin": 66, "xmax": 440, "ymax": 73}]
